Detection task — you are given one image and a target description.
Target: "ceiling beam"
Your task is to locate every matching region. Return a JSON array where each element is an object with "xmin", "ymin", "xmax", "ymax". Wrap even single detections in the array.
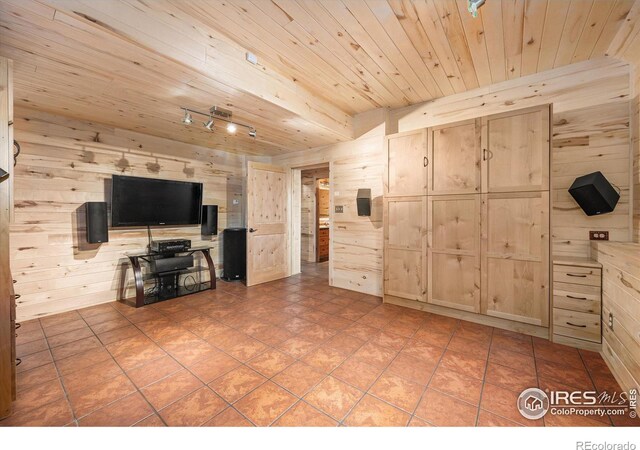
[{"xmin": 43, "ymin": 0, "xmax": 354, "ymax": 141}]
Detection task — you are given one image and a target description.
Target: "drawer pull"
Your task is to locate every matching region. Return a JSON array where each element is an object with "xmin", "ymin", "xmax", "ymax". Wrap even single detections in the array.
[
  {"xmin": 566, "ymin": 273, "xmax": 587, "ymax": 278},
  {"xmin": 566, "ymin": 321, "xmax": 586, "ymax": 328},
  {"xmin": 566, "ymin": 295, "xmax": 588, "ymax": 300}
]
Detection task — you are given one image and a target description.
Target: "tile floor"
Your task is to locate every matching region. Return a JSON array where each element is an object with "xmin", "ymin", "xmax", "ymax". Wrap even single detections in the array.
[{"xmin": 1, "ymin": 262, "xmax": 637, "ymax": 427}]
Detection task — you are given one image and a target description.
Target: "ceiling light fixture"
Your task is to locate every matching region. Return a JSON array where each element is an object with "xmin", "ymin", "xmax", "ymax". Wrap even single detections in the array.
[
  {"xmin": 467, "ymin": 0, "xmax": 485, "ymax": 17},
  {"xmin": 179, "ymin": 106, "xmax": 255, "ymax": 138},
  {"xmin": 181, "ymin": 109, "xmax": 193, "ymax": 124}
]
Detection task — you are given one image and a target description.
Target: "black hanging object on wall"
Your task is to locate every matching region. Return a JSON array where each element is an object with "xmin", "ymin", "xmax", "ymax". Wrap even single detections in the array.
[
  {"xmin": 86, "ymin": 201, "xmax": 109, "ymax": 243},
  {"xmin": 568, "ymin": 171, "xmax": 620, "ymax": 216},
  {"xmin": 356, "ymin": 188, "xmax": 372, "ymax": 217},
  {"xmin": 201, "ymin": 205, "xmax": 219, "ymax": 236},
  {"xmin": 222, "ymin": 228, "xmax": 246, "ymax": 281}
]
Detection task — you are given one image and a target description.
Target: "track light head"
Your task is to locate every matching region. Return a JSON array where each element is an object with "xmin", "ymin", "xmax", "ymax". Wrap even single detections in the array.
[
  {"xmin": 204, "ymin": 117, "xmax": 214, "ymax": 131},
  {"xmin": 226, "ymin": 123, "xmax": 237, "ymax": 134},
  {"xmin": 182, "ymin": 110, "xmax": 193, "ymax": 124}
]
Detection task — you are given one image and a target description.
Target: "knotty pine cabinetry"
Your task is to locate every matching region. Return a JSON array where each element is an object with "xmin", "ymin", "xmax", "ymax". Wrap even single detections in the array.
[
  {"xmin": 552, "ymin": 257, "xmax": 602, "ymax": 351},
  {"xmin": 384, "ymin": 105, "xmax": 551, "ymax": 335}
]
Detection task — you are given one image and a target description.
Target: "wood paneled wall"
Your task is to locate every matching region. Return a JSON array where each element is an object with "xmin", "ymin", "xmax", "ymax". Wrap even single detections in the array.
[
  {"xmin": 552, "ymin": 102, "xmax": 631, "ymax": 256},
  {"xmin": 633, "ymin": 94, "xmax": 640, "ymax": 243},
  {"xmin": 0, "ymin": 56, "xmax": 14, "ymax": 420},
  {"xmin": 275, "ymin": 59, "xmax": 634, "ymax": 298},
  {"xmin": 593, "ymin": 242, "xmax": 640, "ymax": 394},
  {"xmin": 301, "ymin": 167, "xmax": 329, "ymax": 263},
  {"xmin": 274, "ymin": 126, "xmax": 386, "ymax": 297},
  {"xmin": 392, "ymin": 57, "xmax": 634, "ymax": 259},
  {"xmin": 11, "ymin": 108, "xmax": 245, "ymax": 321}
]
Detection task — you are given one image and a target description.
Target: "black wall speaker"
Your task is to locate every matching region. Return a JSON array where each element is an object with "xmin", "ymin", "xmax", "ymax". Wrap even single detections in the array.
[
  {"xmin": 568, "ymin": 171, "xmax": 620, "ymax": 216},
  {"xmin": 223, "ymin": 228, "xmax": 246, "ymax": 281},
  {"xmin": 86, "ymin": 202, "xmax": 109, "ymax": 244},
  {"xmin": 201, "ymin": 205, "xmax": 218, "ymax": 236},
  {"xmin": 356, "ymin": 188, "xmax": 371, "ymax": 217}
]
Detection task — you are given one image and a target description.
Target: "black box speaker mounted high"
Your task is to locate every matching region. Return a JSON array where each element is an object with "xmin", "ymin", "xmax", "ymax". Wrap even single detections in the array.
[
  {"xmin": 86, "ymin": 202, "xmax": 109, "ymax": 244},
  {"xmin": 201, "ymin": 205, "xmax": 218, "ymax": 236},
  {"xmin": 568, "ymin": 171, "xmax": 620, "ymax": 216},
  {"xmin": 357, "ymin": 188, "xmax": 371, "ymax": 217}
]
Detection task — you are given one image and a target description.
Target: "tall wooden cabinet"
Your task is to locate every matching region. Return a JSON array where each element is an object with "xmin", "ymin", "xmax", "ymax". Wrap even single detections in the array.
[{"xmin": 384, "ymin": 105, "xmax": 551, "ymax": 334}]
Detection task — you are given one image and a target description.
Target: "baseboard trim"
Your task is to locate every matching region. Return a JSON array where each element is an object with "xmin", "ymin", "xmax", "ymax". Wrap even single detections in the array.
[{"xmin": 384, "ymin": 295, "xmax": 549, "ymax": 339}]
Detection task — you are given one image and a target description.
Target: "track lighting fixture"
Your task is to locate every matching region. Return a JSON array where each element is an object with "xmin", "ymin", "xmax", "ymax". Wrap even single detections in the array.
[
  {"xmin": 181, "ymin": 110, "xmax": 193, "ymax": 124},
  {"xmin": 179, "ymin": 106, "xmax": 256, "ymax": 138}
]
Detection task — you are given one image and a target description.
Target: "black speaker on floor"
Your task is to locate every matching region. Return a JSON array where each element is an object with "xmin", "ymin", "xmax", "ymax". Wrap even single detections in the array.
[
  {"xmin": 568, "ymin": 171, "xmax": 620, "ymax": 216},
  {"xmin": 86, "ymin": 202, "xmax": 109, "ymax": 243},
  {"xmin": 201, "ymin": 205, "xmax": 218, "ymax": 236},
  {"xmin": 223, "ymin": 228, "xmax": 246, "ymax": 281}
]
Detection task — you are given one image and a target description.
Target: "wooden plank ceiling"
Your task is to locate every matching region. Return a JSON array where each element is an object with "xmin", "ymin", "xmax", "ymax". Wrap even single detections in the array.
[{"xmin": 0, "ymin": 0, "xmax": 639, "ymax": 156}]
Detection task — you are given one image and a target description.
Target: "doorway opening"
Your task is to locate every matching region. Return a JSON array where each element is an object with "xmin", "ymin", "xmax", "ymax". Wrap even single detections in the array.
[{"xmin": 299, "ymin": 165, "xmax": 330, "ymax": 282}]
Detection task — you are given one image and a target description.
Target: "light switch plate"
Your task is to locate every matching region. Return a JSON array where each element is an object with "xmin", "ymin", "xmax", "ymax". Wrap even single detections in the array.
[{"xmin": 335, "ymin": 205, "xmax": 344, "ymax": 213}]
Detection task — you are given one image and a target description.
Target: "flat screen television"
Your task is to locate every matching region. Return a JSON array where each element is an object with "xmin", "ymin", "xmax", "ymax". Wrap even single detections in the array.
[{"xmin": 111, "ymin": 175, "xmax": 203, "ymax": 227}]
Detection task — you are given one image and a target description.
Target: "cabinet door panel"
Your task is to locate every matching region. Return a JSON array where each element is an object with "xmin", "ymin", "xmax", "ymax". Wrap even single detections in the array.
[
  {"xmin": 384, "ymin": 197, "xmax": 427, "ymax": 302},
  {"xmin": 385, "ymin": 130, "xmax": 427, "ymax": 197},
  {"xmin": 429, "ymin": 119, "xmax": 481, "ymax": 195},
  {"xmin": 428, "ymin": 195, "xmax": 481, "ymax": 312},
  {"xmin": 481, "ymin": 192, "xmax": 550, "ymax": 326},
  {"xmin": 482, "ymin": 106, "xmax": 550, "ymax": 193}
]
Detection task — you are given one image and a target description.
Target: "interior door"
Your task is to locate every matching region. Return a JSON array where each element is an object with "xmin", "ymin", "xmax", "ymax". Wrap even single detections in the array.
[
  {"xmin": 428, "ymin": 119, "xmax": 481, "ymax": 195},
  {"xmin": 246, "ymin": 161, "xmax": 289, "ymax": 287},
  {"xmin": 482, "ymin": 106, "xmax": 550, "ymax": 193},
  {"xmin": 383, "ymin": 196, "xmax": 427, "ymax": 302},
  {"xmin": 428, "ymin": 195, "xmax": 481, "ymax": 312},
  {"xmin": 384, "ymin": 130, "xmax": 427, "ymax": 197},
  {"xmin": 481, "ymin": 192, "xmax": 550, "ymax": 326}
]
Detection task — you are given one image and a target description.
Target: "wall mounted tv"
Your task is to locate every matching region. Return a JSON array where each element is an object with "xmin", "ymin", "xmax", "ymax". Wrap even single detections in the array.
[{"xmin": 111, "ymin": 175, "xmax": 203, "ymax": 227}]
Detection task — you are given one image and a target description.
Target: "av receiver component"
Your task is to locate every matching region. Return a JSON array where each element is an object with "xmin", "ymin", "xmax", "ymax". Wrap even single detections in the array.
[
  {"xmin": 150, "ymin": 255, "xmax": 194, "ymax": 274},
  {"xmin": 151, "ymin": 239, "xmax": 191, "ymax": 254}
]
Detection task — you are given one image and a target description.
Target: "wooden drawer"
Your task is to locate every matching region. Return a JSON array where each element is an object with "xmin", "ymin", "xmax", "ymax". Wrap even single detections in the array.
[
  {"xmin": 553, "ymin": 282, "xmax": 601, "ymax": 314},
  {"xmin": 553, "ymin": 265, "xmax": 601, "ymax": 286},
  {"xmin": 553, "ymin": 308, "xmax": 601, "ymax": 343}
]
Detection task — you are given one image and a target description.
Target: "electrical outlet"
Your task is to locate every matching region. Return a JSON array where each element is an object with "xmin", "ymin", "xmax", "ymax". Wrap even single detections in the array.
[
  {"xmin": 335, "ymin": 205, "xmax": 344, "ymax": 213},
  {"xmin": 589, "ymin": 231, "xmax": 609, "ymax": 241},
  {"xmin": 608, "ymin": 312, "xmax": 614, "ymax": 330}
]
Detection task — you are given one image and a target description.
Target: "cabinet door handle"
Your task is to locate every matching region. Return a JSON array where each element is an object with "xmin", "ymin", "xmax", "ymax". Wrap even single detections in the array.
[
  {"xmin": 566, "ymin": 295, "xmax": 588, "ymax": 300},
  {"xmin": 566, "ymin": 322, "xmax": 587, "ymax": 328},
  {"xmin": 15, "ymin": 358, "xmax": 22, "ymax": 366},
  {"xmin": 423, "ymin": 156, "xmax": 428, "ymax": 167},
  {"xmin": 14, "ymin": 294, "xmax": 21, "ymax": 300},
  {"xmin": 482, "ymin": 149, "xmax": 488, "ymax": 161},
  {"xmin": 566, "ymin": 273, "xmax": 587, "ymax": 278},
  {"xmin": 249, "ymin": 228, "xmax": 257, "ymax": 233}
]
